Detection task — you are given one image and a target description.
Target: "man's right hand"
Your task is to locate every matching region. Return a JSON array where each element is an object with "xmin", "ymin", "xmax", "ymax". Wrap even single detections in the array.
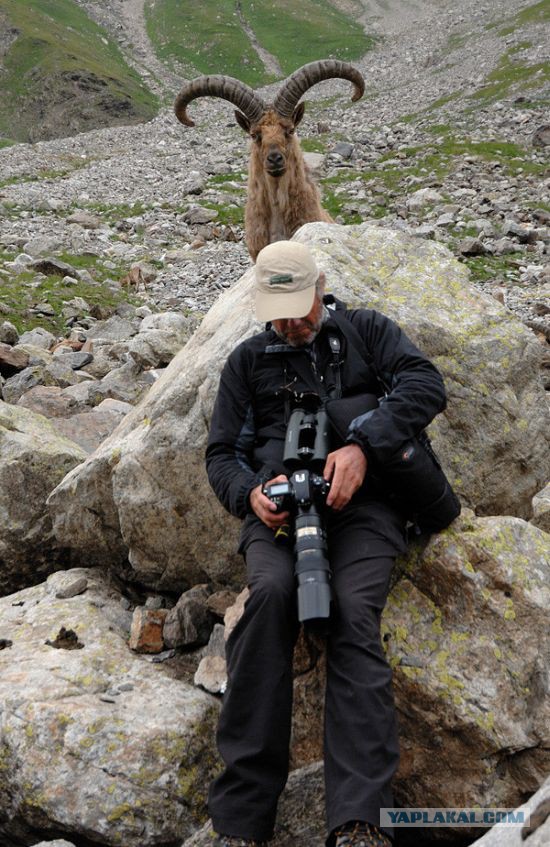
[{"xmin": 249, "ymin": 474, "xmax": 290, "ymax": 529}]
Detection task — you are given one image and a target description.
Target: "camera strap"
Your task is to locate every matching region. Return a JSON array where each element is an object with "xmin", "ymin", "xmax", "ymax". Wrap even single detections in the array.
[{"xmin": 279, "ymin": 333, "xmax": 344, "ymax": 421}]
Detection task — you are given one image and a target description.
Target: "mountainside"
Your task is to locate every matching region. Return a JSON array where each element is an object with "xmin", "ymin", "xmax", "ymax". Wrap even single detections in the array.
[
  {"xmin": 0, "ymin": 0, "xmax": 374, "ymax": 144},
  {"xmin": 0, "ymin": 0, "xmax": 159, "ymax": 144}
]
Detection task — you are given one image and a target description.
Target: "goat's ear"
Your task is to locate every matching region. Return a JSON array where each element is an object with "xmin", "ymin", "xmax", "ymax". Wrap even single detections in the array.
[
  {"xmin": 235, "ymin": 110, "xmax": 251, "ymax": 133},
  {"xmin": 292, "ymin": 102, "xmax": 306, "ymax": 127}
]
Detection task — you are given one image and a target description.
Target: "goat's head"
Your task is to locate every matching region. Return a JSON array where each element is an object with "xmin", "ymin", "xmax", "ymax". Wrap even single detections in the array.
[
  {"xmin": 174, "ymin": 60, "xmax": 364, "ymax": 179},
  {"xmin": 236, "ymin": 106, "xmax": 305, "ymax": 178}
]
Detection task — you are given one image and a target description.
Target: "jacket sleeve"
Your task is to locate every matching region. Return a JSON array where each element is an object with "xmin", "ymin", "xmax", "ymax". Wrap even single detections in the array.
[
  {"xmin": 345, "ymin": 309, "xmax": 447, "ymax": 463},
  {"xmin": 205, "ymin": 346, "xmax": 263, "ymax": 519}
]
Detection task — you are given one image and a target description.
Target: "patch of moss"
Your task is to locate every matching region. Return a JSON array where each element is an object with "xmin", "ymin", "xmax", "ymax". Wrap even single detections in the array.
[
  {"xmin": 496, "ymin": 0, "xmax": 550, "ymax": 34},
  {"xmin": 199, "ymin": 202, "xmax": 244, "ymax": 226},
  {"xmin": 0, "ymin": 255, "xmax": 142, "ymax": 335},
  {"xmin": 470, "ymin": 49, "xmax": 550, "ymax": 104},
  {"xmin": 300, "ymin": 137, "xmax": 327, "ymax": 153}
]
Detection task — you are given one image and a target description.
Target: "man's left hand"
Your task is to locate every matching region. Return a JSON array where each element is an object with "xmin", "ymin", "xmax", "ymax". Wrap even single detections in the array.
[{"xmin": 323, "ymin": 443, "xmax": 367, "ymax": 511}]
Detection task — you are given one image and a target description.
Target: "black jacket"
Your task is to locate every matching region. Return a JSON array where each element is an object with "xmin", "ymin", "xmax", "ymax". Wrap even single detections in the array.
[{"xmin": 206, "ymin": 297, "xmax": 447, "ymax": 520}]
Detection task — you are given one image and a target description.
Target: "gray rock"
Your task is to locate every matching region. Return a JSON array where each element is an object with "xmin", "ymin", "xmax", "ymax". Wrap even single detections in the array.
[
  {"xmin": 493, "ymin": 237, "xmax": 519, "ymax": 255},
  {"xmin": 183, "ymin": 206, "xmax": 219, "ymax": 225},
  {"xmin": 531, "ymin": 483, "xmax": 550, "ymax": 533},
  {"xmin": 458, "ymin": 237, "xmax": 489, "ymax": 256},
  {"xmin": 85, "ymin": 315, "xmax": 138, "ymax": 343},
  {"xmin": 52, "ymin": 350, "xmax": 94, "ymax": 370},
  {"xmin": 0, "ymin": 401, "xmax": 86, "ymax": 595},
  {"xmin": 0, "ymin": 568, "xmax": 220, "ymax": 846},
  {"xmin": 17, "ymin": 327, "xmax": 56, "ymax": 350},
  {"xmin": 31, "ymin": 257, "xmax": 77, "ymax": 277},
  {"xmin": 202, "ymin": 623, "xmax": 226, "ymax": 659},
  {"xmin": 332, "ymin": 141, "xmax": 354, "ymax": 159},
  {"xmin": 504, "ymin": 220, "xmax": 537, "ymax": 244},
  {"xmin": 194, "ymin": 655, "xmax": 227, "ymax": 694},
  {"xmin": 0, "ymin": 321, "xmax": 19, "ymax": 345},
  {"xmin": 2, "ymin": 365, "xmax": 54, "ymax": 404},
  {"xmin": 54, "ymin": 575, "xmax": 88, "ymax": 599},
  {"xmin": 406, "ymin": 188, "xmax": 444, "ymax": 212},
  {"xmin": 303, "ymin": 152, "xmax": 325, "ymax": 176},
  {"xmin": 163, "ymin": 585, "xmax": 215, "ymax": 649},
  {"xmin": 50, "ymin": 405, "xmax": 129, "ymax": 454},
  {"xmin": 16, "ymin": 385, "xmax": 80, "ymax": 418},
  {"xmin": 532, "ymin": 124, "xmax": 550, "ymax": 147},
  {"xmin": 33, "ymin": 841, "xmax": 77, "ymax": 847},
  {"xmin": 66, "ymin": 210, "xmax": 103, "ymax": 228},
  {"xmin": 0, "ymin": 342, "xmax": 29, "ymax": 377},
  {"xmin": 23, "ymin": 236, "xmax": 62, "ymax": 257}
]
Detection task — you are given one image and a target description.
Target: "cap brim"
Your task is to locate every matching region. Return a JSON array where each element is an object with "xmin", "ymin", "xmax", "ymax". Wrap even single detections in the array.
[{"xmin": 255, "ymin": 284, "xmax": 316, "ymax": 323}]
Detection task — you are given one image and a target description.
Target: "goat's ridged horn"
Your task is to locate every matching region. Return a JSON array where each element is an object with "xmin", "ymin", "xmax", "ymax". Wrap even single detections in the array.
[
  {"xmin": 174, "ymin": 75, "xmax": 267, "ymax": 127},
  {"xmin": 273, "ymin": 60, "xmax": 364, "ymax": 117}
]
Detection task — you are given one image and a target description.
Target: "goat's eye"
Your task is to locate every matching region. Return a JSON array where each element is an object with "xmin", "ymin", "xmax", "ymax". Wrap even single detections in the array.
[
  {"xmin": 252, "ymin": 133, "xmax": 261, "ymax": 143},
  {"xmin": 285, "ymin": 127, "xmax": 294, "ymax": 137}
]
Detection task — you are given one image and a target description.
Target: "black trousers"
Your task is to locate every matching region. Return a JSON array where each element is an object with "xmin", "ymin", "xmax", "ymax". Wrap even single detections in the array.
[{"xmin": 209, "ymin": 505, "xmax": 402, "ymax": 842}]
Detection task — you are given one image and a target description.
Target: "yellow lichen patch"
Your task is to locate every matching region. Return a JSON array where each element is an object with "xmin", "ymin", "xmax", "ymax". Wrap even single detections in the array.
[
  {"xmin": 436, "ymin": 649, "xmax": 450, "ymax": 669},
  {"xmin": 401, "ymin": 666, "xmax": 422, "ymax": 680},
  {"xmin": 504, "ymin": 598, "xmax": 516, "ymax": 621},
  {"xmin": 451, "ymin": 632, "xmax": 470, "ymax": 643},
  {"xmin": 107, "ymin": 803, "xmax": 134, "ymax": 823},
  {"xmin": 431, "ymin": 609, "xmax": 444, "ymax": 635},
  {"xmin": 475, "ymin": 712, "xmax": 495, "ymax": 732}
]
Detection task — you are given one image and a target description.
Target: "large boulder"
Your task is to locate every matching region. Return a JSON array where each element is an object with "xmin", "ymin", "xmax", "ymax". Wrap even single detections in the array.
[
  {"xmin": 0, "ymin": 401, "xmax": 86, "ymax": 596},
  {"xmin": 384, "ymin": 513, "xmax": 549, "ymax": 817},
  {"xmin": 0, "ymin": 568, "xmax": 220, "ymax": 846},
  {"xmin": 47, "ymin": 223, "xmax": 550, "ymax": 592},
  {"xmin": 188, "ymin": 513, "xmax": 549, "ymax": 842}
]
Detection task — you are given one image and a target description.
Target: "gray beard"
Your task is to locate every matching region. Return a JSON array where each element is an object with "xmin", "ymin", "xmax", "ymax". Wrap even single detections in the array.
[{"xmin": 273, "ymin": 306, "xmax": 329, "ymax": 347}]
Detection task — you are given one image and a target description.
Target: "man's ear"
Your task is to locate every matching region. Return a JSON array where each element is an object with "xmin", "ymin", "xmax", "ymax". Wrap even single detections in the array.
[
  {"xmin": 235, "ymin": 110, "xmax": 251, "ymax": 133},
  {"xmin": 292, "ymin": 101, "xmax": 305, "ymax": 128}
]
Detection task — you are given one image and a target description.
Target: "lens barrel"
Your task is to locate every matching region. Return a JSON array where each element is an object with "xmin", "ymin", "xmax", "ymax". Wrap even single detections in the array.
[{"xmin": 294, "ymin": 513, "xmax": 331, "ymax": 623}]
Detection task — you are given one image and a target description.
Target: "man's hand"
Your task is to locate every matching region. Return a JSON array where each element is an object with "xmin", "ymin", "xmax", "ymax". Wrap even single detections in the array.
[
  {"xmin": 249, "ymin": 474, "xmax": 290, "ymax": 529},
  {"xmin": 323, "ymin": 444, "xmax": 367, "ymax": 511}
]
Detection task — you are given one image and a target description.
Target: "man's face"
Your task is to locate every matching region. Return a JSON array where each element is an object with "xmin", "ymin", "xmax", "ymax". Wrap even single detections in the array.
[{"xmin": 272, "ymin": 289, "xmax": 325, "ymax": 347}]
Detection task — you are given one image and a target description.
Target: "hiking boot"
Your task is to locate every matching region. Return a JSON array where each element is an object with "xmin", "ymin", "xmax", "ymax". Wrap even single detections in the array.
[
  {"xmin": 334, "ymin": 820, "xmax": 392, "ymax": 847},
  {"xmin": 214, "ymin": 836, "xmax": 268, "ymax": 847}
]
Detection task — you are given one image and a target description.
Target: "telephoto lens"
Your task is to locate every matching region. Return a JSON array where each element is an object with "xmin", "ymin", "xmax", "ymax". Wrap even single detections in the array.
[{"xmin": 294, "ymin": 511, "xmax": 331, "ymax": 625}]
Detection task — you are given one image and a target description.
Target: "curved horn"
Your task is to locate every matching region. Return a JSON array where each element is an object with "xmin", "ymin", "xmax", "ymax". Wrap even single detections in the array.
[
  {"xmin": 174, "ymin": 75, "xmax": 267, "ymax": 127},
  {"xmin": 273, "ymin": 60, "xmax": 364, "ymax": 118}
]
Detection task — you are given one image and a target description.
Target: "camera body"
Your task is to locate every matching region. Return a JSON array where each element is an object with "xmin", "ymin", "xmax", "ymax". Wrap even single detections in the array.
[{"xmin": 263, "ymin": 406, "xmax": 332, "ymax": 627}]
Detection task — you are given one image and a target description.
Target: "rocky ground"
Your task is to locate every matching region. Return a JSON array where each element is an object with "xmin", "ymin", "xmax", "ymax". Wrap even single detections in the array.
[{"xmin": 0, "ymin": 0, "xmax": 548, "ymax": 347}]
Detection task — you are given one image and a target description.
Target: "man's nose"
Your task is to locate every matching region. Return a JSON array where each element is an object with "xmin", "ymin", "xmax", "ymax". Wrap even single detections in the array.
[{"xmin": 287, "ymin": 318, "xmax": 302, "ymax": 328}]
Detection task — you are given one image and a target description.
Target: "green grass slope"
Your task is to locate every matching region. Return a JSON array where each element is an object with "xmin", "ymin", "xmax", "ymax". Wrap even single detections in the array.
[
  {"xmin": 0, "ymin": 0, "xmax": 159, "ymax": 144},
  {"xmin": 145, "ymin": 0, "xmax": 373, "ymax": 87}
]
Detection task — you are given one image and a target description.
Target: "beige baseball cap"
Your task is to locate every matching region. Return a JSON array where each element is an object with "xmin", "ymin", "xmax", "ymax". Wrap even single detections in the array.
[{"xmin": 255, "ymin": 241, "xmax": 319, "ymax": 322}]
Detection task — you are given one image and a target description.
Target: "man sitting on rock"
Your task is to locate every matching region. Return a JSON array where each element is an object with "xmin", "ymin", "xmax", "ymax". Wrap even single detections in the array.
[{"xmin": 205, "ymin": 241, "xmax": 447, "ymax": 847}]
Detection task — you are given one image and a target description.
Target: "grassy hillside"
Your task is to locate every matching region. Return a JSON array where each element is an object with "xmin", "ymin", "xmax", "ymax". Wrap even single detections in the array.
[
  {"xmin": 0, "ymin": 0, "xmax": 158, "ymax": 144},
  {"xmin": 145, "ymin": 0, "xmax": 373, "ymax": 87}
]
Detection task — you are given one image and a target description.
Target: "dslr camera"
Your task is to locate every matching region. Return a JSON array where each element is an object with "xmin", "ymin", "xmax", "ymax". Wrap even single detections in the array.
[{"xmin": 263, "ymin": 403, "xmax": 332, "ymax": 627}]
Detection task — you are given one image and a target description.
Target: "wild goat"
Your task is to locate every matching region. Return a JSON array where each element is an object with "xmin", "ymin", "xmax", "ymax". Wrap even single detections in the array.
[{"xmin": 174, "ymin": 60, "xmax": 365, "ymax": 260}]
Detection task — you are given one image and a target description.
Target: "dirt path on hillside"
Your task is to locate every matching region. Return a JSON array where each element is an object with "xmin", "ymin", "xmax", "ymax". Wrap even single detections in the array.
[
  {"xmin": 235, "ymin": 1, "xmax": 283, "ymax": 78},
  {"xmin": 118, "ymin": 0, "xmax": 182, "ymax": 95}
]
